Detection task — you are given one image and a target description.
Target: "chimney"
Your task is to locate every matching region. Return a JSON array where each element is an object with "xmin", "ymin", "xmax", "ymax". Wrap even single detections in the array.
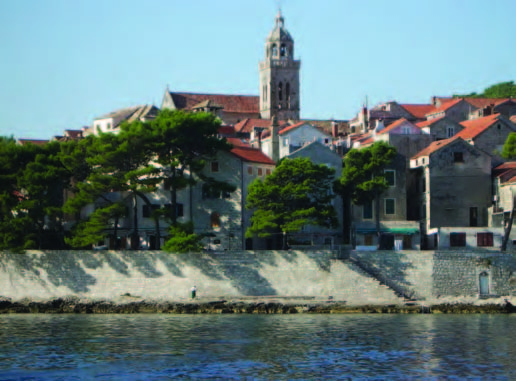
[
  {"xmin": 271, "ymin": 116, "xmax": 280, "ymax": 163},
  {"xmin": 331, "ymin": 121, "xmax": 338, "ymax": 138}
]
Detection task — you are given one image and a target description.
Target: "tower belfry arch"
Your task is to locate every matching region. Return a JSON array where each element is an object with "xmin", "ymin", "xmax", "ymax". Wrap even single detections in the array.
[{"xmin": 259, "ymin": 10, "xmax": 300, "ymax": 120}]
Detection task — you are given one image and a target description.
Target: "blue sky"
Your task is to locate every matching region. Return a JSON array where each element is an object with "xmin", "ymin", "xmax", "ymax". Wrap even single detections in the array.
[{"xmin": 1, "ymin": 0, "xmax": 514, "ymax": 139}]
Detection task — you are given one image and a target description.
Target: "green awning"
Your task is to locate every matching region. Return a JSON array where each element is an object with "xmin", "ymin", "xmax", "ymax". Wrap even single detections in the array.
[{"xmin": 355, "ymin": 228, "xmax": 419, "ymax": 235}]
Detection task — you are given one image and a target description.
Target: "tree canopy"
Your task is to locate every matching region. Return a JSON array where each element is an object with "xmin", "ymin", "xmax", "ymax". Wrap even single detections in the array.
[
  {"xmin": 245, "ymin": 157, "xmax": 338, "ymax": 248},
  {"xmin": 0, "ymin": 109, "xmax": 234, "ymax": 252},
  {"xmin": 454, "ymin": 81, "xmax": 516, "ymax": 99},
  {"xmin": 340, "ymin": 141, "xmax": 397, "ymax": 240},
  {"xmin": 502, "ymin": 132, "xmax": 516, "ymax": 160}
]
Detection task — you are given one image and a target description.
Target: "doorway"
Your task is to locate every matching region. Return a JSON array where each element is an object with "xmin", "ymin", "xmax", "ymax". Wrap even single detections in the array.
[{"xmin": 479, "ymin": 271, "xmax": 490, "ymax": 296}]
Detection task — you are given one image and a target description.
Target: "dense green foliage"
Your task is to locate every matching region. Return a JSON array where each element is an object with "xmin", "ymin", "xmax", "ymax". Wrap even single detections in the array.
[
  {"xmin": 245, "ymin": 157, "xmax": 338, "ymax": 248},
  {"xmin": 162, "ymin": 222, "xmax": 204, "ymax": 253},
  {"xmin": 502, "ymin": 132, "xmax": 516, "ymax": 159},
  {"xmin": 340, "ymin": 141, "xmax": 397, "ymax": 240},
  {"xmin": 454, "ymin": 81, "xmax": 516, "ymax": 98},
  {"xmin": 0, "ymin": 110, "xmax": 233, "ymax": 251}
]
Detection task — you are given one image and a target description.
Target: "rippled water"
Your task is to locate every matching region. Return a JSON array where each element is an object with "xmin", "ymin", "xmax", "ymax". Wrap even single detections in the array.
[{"xmin": 0, "ymin": 314, "xmax": 515, "ymax": 380}]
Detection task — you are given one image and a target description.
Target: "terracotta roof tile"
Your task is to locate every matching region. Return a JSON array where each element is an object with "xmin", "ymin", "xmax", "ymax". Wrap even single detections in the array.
[
  {"xmin": 226, "ymin": 137, "xmax": 251, "ymax": 147},
  {"xmin": 400, "ymin": 104, "xmax": 436, "ymax": 119},
  {"xmin": 279, "ymin": 121, "xmax": 307, "ymax": 135},
  {"xmin": 412, "ymin": 136, "xmax": 461, "ymax": 159},
  {"xmin": 234, "ymin": 118, "xmax": 273, "ymax": 134},
  {"xmin": 231, "ymin": 146, "xmax": 275, "ymax": 165},
  {"xmin": 493, "ymin": 162, "xmax": 516, "ymax": 179},
  {"xmin": 218, "ymin": 125, "xmax": 235, "ymax": 136},
  {"xmin": 376, "ymin": 118, "xmax": 415, "ymax": 135},
  {"xmin": 169, "ymin": 92, "xmax": 259, "ymax": 113},
  {"xmin": 427, "ymin": 98, "xmax": 463, "ymax": 115},
  {"xmin": 415, "ymin": 115, "xmax": 445, "ymax": 128},
  {"xmin": 17, "ymin": 139, "xmax": 49, "ymax": 146},
  {"xmin": 464, "ymin": 98, "xmax": 510, "ymax": 109},
  {"xmin": 457, "ymin": 114, "xmax": 501, "ymax": 140}
]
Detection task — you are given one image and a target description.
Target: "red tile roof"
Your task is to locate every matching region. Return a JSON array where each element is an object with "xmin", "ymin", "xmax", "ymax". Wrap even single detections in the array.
[
  {"xmin": 169, "ymin": 92, "xmax": 259, "ymax": 113},
  {"xmin": 415, "ymin": 115, "xmax": 445, "ymax": 128},
  {"xmin": 226, "ymin": 137, "xmax": 251, "ymax": 147},
  {"xmin": 218, "ymin": 125, "xmax": 235, "ymax": 136},
  {"xmin": 231, "ymin": 146, "xmax": 275, "ymax": 165},
  {"xmin": 234, "ymin": 118, "xmax": 273, "ymax": 133},
  {"xmin": 464, "ymin": 98, "xmax": 510, "ymax": 109},
  {"xmin": 377, "ymin": 118, "xmax": 415, "ymax": 135},
  {"xmin": 279, "ymin": 121, "xmax": 308, "ymax": 135},
  {"xmin": 64, "ymin": 129, "xmax": 83, "ymax": 139},
  {"xmin": 412, "ymin": 136, "xmax": 461, "ymax": 159},
  {"xmin": 457, "ymin": 114, "xmax": 501, "ymax": 140},
  {"xmin": 18, "ymin": 139, "xmax": 48, "ymax": 146},
  {"xmin": 427, "ymin": 98, "xmax": 463, "ymax": 115},
  {"xmin": 400, "ymin": 104, "xmax": 436, "ymax": 119},
  {"xmin": 493, "ymin": 162, "xmax": 516, "ymax": 179}
]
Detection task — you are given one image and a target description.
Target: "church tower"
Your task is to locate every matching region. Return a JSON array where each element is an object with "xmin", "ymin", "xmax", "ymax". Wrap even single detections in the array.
[{"xmin": 259, "ymin": 10, "xmax": 301, "ymax": 120}]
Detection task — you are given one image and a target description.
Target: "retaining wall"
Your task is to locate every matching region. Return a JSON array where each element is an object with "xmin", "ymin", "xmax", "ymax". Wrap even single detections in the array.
[{"xmin": 0, "ymin": 250, "xmax": 400, "ymax": 304}]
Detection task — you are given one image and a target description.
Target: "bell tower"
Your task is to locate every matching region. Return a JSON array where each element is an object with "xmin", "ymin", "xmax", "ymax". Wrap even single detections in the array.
[{"xmin": 259, "ymin": 10, "xmax": 301, "ymax": 120}]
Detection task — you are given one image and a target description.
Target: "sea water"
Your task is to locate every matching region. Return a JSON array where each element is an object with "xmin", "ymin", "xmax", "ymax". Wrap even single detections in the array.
[{"xmin": 0, "ymin": 314, "xmax": 515, "ymax": 380}]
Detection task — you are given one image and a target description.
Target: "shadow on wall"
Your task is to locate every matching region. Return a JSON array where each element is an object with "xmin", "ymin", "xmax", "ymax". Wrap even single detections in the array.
[
  {"xmin": 0, "ymin": 250, "xmax": 335, "ymax": 296},
  {"xmin": 350, "ymin": 251, "xmax": 419, "ymax": 299}
]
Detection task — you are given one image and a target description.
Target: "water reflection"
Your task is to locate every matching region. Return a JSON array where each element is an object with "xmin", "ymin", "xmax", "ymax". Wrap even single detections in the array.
[{"xmin": 0, "ymin": 314, "xmax": 515, "ymax": 379}]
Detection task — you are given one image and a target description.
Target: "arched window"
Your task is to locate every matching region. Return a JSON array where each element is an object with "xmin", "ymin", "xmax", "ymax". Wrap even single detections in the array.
[
  {"xmin": 286, "ymin": 83, "xmax": 290, "ymax": 108},
  {"xmin": 271, "ymin": 44, "xmax": 277, "ymax": 57},
  {"xmin": 278, "ymin": 82, "xmax": 283, "ymax": 101},
  {"xmin": 280, "ymin": 44, "xmax": 286, "ymax": 57},
  {"xmin": 211, "ymin": 212, "xmax": 220, "ymax": 228}
]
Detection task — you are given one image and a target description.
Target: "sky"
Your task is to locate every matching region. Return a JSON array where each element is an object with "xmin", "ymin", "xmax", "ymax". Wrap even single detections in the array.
[{"xmin": 1, "ymin": 0, "xmax": 515, "ymax": 139}]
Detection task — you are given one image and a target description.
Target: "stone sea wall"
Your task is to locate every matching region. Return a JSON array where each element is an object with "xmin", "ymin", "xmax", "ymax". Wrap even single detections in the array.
[
  {"xmin": 1, "ymin": 250, "xmax": 516, "ymax": 309},
  {"xmin": 352, "ymin": 250, "xmax": 516, "ymax": 300},
  {"xmin": 0, "ymin": 250, "xmax": 401, "ymax": 304}
]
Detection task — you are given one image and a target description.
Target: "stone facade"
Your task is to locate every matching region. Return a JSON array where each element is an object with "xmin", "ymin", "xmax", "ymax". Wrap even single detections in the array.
[
  {"xmin": 259, "ymin": 11, "xmax": 300, "ymax": 120},
  {"xmin": 411, "ymin": 138, "xmax": 492, "ymax": 234},
  {"xmin": 352, "ymin": 249, "xmax": 516, "ymax": 300}
]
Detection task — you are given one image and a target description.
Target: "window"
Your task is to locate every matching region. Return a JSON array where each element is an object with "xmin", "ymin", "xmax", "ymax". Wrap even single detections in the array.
[
  {"xmin": 280, "ymin": 44, "xmax": 286, "ymax": 57},
  {"xmin": 143, "ymin": 204, "xmax": 160, "ymax": 218},
  {"xmin": 454, "ymin": 152, "xmax": 463, "ymax": 163},
  {"xmin": 163, "ymin": 178, "xmax": 171, "ymax": 191},
  {"xmin": 324, "ymin": 138, "xmax": 329, "ymax": 144},
  {"xmin": 257, "ymin": 168, "xmax": 263, "ymax": 176},
  {"xmin": 283, "ymin": 137, "xmax": 289, "ymax": 146},
  {"xmin": 447, "ymin": 127, "xmax": 454, "ymax": 137},
  {"xmin": 363, "ymin": 200, "xmax": 373, "ymax": 219},
  {"xmin": 211, "ymin": 161, "xmax": 219, "ymax": 172},
  {"xmin": 384, "ymin": 170, "xmax": 395, "ymax": 186},
  {"xmin": 278, "ymin": 82, "xmax": 283, "ymax": 101},
  {"xmin": 202, "ymin": 184, "xmax": 220, "ymax": 199},
  {"xmin": 107, "ymin": 122, "xmax": 112, "ymax": 130},
  {"xmin": 402, "ymin": 127, "xmax": 410, "ymax": 134},
  {"xmin": 211, "ymin": 212, "xmax": 221, "ymax": 228},
  {"xmin": 477, "ymin": 232, "xmax": 493, "ymax": 247},
  {"xmin": 286, "ymin": 82, "xmax": 290, "ymax": 108},
  {"xmin": 265, "ymin": 168, "xmax": 271, "ymax": 176},
  {"xmin": 385, "ymin": 199, "xmax": 395, "ymax": 215},
  {"xmin": 247, "ymin": 166, "xmax": 253, "ymax": 175},
  {"xmin": 450, "ymin": 232, "xmax": 466, "ymax": 247},
  {"xmin": 164, "ymin": 203, "xmax": 184, "ymax": 217},
  {"xmin": 271, "ymin": 44, "xmax": 277, "ymax": 57}
]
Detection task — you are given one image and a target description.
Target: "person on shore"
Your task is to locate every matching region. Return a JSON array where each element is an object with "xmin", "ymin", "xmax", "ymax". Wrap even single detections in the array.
[{"xmin": 191, "ymin": 286, "xmax": 197, "ymax": 300}]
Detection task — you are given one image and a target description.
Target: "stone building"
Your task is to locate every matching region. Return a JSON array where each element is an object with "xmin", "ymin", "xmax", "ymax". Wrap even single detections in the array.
[
  {"xmin": 259, "ymin": 10, "xmax": 301, "ymax": 121},
  {"xmin": 457, "ymin": 113, "xmax": 516, "ymax": 166},
  {"xmin": 415, "ymin": 116, "xmax": 464, "ymax": 141},
  {"xmin": 87, "ymin": 105, "xmax": 160, "ymax": 135},
  {"xmin": 352, "ymin": 118, "xmax": 433, "ymax": 250},
  {"xmin": 410, "ymin": 137, "xmax": 492, "ymax": 249}
]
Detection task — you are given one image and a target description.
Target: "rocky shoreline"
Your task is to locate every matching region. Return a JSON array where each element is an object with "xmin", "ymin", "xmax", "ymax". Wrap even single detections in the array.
[{"xmin": 0, "ymin": 296, "xmax": 513, "ymax": 314}]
